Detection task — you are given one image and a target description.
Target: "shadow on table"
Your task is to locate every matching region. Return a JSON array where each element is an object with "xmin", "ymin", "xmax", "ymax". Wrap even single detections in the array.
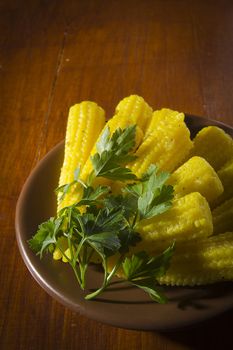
[{"xmin": 159, "ymin": 308, "xmax": 233, "ymax": 349}]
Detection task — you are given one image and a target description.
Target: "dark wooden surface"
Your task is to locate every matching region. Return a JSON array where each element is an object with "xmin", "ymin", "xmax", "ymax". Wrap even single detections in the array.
[{"xmin": 1, "ymin": 0, "xmax": 233, "ymax": 349}]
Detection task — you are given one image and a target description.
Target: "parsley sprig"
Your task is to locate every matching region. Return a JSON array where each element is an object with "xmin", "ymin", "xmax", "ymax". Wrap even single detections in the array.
[
  {"xmin": 91, "ymin": 125, "xmax": 137, "ymax": 181},
  {"xmin": 124, "ymin": 164, "xmax": 174, "ymax": 220},
  {"xmin": 29, "ymin": 126, "xmax": 175, "ymax": 302},
  {"xmin": 122, "ymin": 244, "xmax": 175, "ymax": 303}
]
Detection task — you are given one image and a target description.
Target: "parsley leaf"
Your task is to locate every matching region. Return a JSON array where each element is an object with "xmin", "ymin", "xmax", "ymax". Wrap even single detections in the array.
[
  {"xmin": 55, "ymin": 181, "xmax": 77, "ymax": 202},
  {"xmin": 122, "ymin": 243, "xmax": 175, "ymax": 280},
  {"xmin": 122, "ymin": 243, "xmax": 175, "ymax": 303},
  {"xmin": 87, "ymin": 232, "xmax": 121, "ymax": 257},
  {"xmin": 92, "ymin": 207, "xmax": 127, "ymax": 233},
  {"xmin": 77, "ymin": 185, "xmax": 110, "ymax": 206},
  {"xmin": 103, "ymin": 194, "xmax": 138, "ymax": 221},
  {"xmin": 71, "ymin": 206, "xmax": 126, "ymax": 257},
  {"xmin": 118, "ymin": 228, "xmax": 141, "ymax": 253},
  {"xmin": 131, "ymin": 278, "xmax": 168, "ymax": 303},
  {"xmin": 28, "ymin": 217, "xmax": 63, "ymax": 258},
  {"xmin": 91, "ymin": 126, "xmax": 138, "ymax": 181},
  {"xmin": 124, "ymin": 164, "xmax": 174, "ymax": 219},
  {"xmin": 55, "ymin": 166, "xmax": 81, "ymax": 202}
]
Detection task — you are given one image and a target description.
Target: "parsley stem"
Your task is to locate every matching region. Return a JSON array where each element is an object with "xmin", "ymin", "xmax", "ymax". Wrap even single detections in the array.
[
  {"xmin": 77, "ymin": 179, "xmax": 88, "ymax": 188},
  {"xmin": 85, "ymin": 258, "xmax": 109, "ymax": 300},
  {"xmin": 132, "ymin": 210, "xmax": 139, "ymax": 228},
  {"xmin": 76, "ymin": 216, "xmax": 86, "ymax": 237},
  {"xmin": 85, "ymin": 255, "xmax": 124, "ymax": 300},
  {"xmin": 80, "ymin": 263, "xmax": 87, "ymax": 289},
  {"xmin": 56, "ymin": 243, "xmax": 71, "ymax": 263},
  {"xmin": 74, "ymin": 237, "xmax": 85, "ymax": 262},
  {"xmin": 87, "ymin": 247, "xmax": 94, "ymax": 262},
  {"xmin": 102, "ymin": 258, "xmax": 108, "ymax": 285},
  {"xmin": 80, "ymin": 245, "xmax": 88, "ymax": 288},
  {"xmin": 56, "ymin": 241, "xmax": 82, "ymax": 286},
  {"xmin": 106, "ymin": 255, "xmax": 124, "ymax": 283},
  {"xmin": 67, "ymin": 236, "xmax": 74, "ymax": 262},
  {"xmin": 71, "ymin": 264, "xmax": 82, "ymax": 287},
  {"xmin": 108, "ymin": 279, "xmax": 127, "ymax": 286}
]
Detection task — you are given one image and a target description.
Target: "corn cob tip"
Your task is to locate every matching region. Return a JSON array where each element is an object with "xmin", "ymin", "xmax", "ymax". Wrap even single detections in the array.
[
  {"xmin": 115, "ymin": 94, "xmax": 153, "ymax": 131},
  {"xmin": 169, "ymin": 156, "xmax": 224, "ymax": 203},
  {"xmin": 191, "ymin": 126, "xmax": 233, "ymax": 171}
]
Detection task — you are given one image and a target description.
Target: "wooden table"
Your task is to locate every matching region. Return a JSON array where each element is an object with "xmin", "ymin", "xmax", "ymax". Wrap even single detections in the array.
[{"xmin": 1, "ymin": 0, "xmax": 233, "ymax": 348}]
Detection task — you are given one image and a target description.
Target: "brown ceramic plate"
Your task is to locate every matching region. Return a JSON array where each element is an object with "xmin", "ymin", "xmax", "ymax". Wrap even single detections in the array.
[{"xmin": 15, "ymin": 115, "xmax": 233, "ymax": 331}]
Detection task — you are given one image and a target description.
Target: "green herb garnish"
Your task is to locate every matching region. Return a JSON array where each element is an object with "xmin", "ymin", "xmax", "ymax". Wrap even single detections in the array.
[
  {"xmin": 29, "ymin": 126, "xmax": 175, "ymax": 302},
  {"xmin": 91, "ymin": 125, "xmax": 137, "ymax": 180}
]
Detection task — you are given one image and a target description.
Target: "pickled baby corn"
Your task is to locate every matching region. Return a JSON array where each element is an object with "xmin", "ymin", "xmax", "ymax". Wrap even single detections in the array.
[
  {"xmin": 158, "ymin": 232, "xmax": 233, "ymax": 286},
  {"xmin": 214, "ymin": 158, "xmax": 233, "ymax": 205},
  {"xmin": 115, "ymin": 94, "xmax": 152, "ymax": 131},
  {"xmin": 59, "ymin": 101, "xmax": 105, "ymax": 187},
  {"xmin": 212, "ymin": 197, "xmax": 233, "ymax": 234},
  {"xmin": 136, "ymin": 192, "xmax": 213, "ymax": 244},
  {"xmin": 129, "ymin": 110, "xmax": 193, "ymax": 177},
  {"xmin": 144, "ymin": 108, "xmax": 180, "ymax": 137},
  {"xmin": 58, "ymin": 101, "xmax": 106, "ymax": 210},
  {"xmin": 190, "ymin": 126, "xmax": 233, "ymax": 171},
  {"xmin": 169, "ymin": 156, "xmax": 223, "ymax": 203}
]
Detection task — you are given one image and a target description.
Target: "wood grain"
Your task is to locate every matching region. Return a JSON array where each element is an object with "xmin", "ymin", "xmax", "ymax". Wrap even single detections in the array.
[{"xmin": 0, "ymin": 0, "xmax": 233, "ymax": 349}]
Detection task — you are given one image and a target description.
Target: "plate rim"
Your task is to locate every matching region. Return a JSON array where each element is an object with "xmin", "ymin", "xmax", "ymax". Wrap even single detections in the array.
[{"xmin": 15, "ymin": 114, "xmax": 233, "ymax": 330}]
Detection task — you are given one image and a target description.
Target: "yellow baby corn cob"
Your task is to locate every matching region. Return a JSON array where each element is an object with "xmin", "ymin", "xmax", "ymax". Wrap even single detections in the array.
[
  {"xmin": 212, "ymin": 197, "xmax": 233, "ymax": 234},
  {"xmin": 158, "ymin": 232, "xmax": 233, "ymax": 286},
  {"xmin": 115, "ymin": 95, "xmax": 153, "ymax": 131},
  {"xmin": 144, "ymin": 108, "xmax": 180, "ymax": 137},
  {"xmin": 79, "ymin": 114, "xmax": 144, "ymax": 183},
  {"xmin": 169, "ymin": 156, "xmax": 223, "ymax": 203},
  {"xmin": 136, "ymin": 192, "xmax": 213, "ymax": 244},
  {"xmin": 190, "ymin": 126, "xmax": 233, "ymax": 171},
  {"xmin": 214, "ymin": 158, "xmax": 233, "ymax": 206},
  {"xmin": 58, "ymin": 101, "xmax": 106, "ymax": 211},
  {"xmin": 128, "ymin": 111, "xmax": 193, "ymax": 177},
  {"xmin": 111, "ymin": 109, "xmax": 189, "ymax": 194},
  {"xmin": 59, "ymin": 101, "xmax": 106, "ymax": 187}
]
